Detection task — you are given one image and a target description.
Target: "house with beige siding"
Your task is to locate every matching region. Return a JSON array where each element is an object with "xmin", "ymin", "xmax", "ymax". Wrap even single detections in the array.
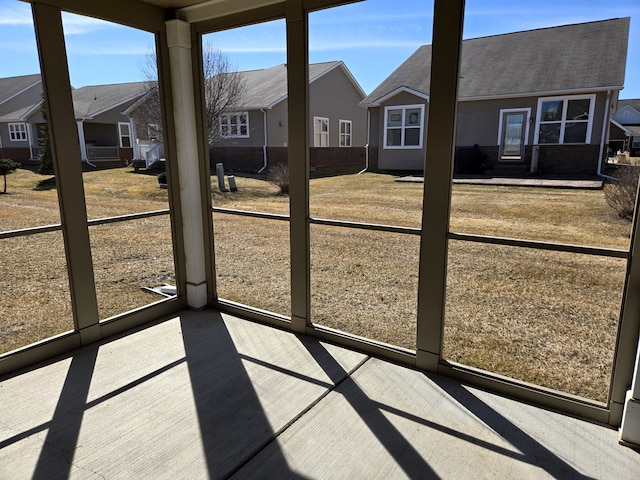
[
  {"xmin": 209, "ymin": 60, "xmax": 367, "ymax": 172},
  {"xmin": 361, "ymin": 18, "xmax": 630, "ymax": 176}
]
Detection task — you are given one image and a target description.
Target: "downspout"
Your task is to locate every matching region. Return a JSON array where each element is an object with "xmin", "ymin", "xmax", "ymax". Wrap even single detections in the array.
[
  {"xmin": 597, "ymin": 89, "xmax": 616, "ymax": 180},
  {"xmin": 258, "ymin": 108, "xmax": 268, "ymax": 173},
  {"xmin": 77, "ymin": 119, "xmax": 96, "ymax": 168},
  {"xmin": 358, "ymin": 108, "xmax": 370, "ymax": 174},
  {"xmin": 27, "ymin": 122, "xmax": 34, "ymax": 160}
]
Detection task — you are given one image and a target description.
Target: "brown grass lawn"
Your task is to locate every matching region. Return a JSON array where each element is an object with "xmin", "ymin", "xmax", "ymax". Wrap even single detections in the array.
[{"xmin": 1, "ymin": 167, "xmax": 634, "ymax": 402}]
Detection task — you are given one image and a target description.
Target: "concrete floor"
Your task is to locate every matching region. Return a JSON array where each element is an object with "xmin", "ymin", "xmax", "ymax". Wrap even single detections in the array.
[{"xmin": 1, "ymin": 310, "xmax": 639, "ymax": 479}]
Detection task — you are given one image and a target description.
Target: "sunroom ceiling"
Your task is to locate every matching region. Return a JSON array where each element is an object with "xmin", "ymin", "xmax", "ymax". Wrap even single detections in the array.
[{"xmin": 142, "ymin": 0, "xmax": 285, "ymax": 22}]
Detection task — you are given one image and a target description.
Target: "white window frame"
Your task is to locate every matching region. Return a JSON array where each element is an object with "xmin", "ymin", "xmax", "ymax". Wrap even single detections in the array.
[
  {"xmin": 534, "ymin": 94, "xmax": 596, "ymax": 145},
  {"xmin": 313, "ymin": 116, "xmax": 329, "ymax": 147},
  {"xmin": 219, "ymin": 112, "xmax": 250, "ymax": 138},
  {"xmin": 118, "ymin": 122, "xmax": 132, "ymax": 148},
  {"xmin": 339, "ymin": 119, "xmax": 352, "ymax": 147},
  {"xmin": 9, "ymin": 122, "xmax": 28, "ymax": 142},
  {"xmin": 383, "ymin": 104, "xmax": 425, "ymax": 149}
]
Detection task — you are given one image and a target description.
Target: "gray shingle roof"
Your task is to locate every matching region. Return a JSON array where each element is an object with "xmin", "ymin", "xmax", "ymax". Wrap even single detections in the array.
[
  {"xmin": 0, "ymin": 74, "xmax": 41, "ymax": 106},
  {"xmin": 72, "ymin": 82, "xmax": 150, "ymax": 118},
  {"xmin": 618, "ymin": 99, "xmax": 640, "ymax": 112},
  {"xmin": 362, "ymin": 18, "xmax": 630, "ymax": 105},
  {"xmin": 236, "ymin": 61, "xmax": 353, "ymax": 109}
]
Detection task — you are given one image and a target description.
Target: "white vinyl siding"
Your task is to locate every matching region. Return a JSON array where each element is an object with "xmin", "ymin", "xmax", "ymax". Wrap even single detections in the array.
[
  {"xmin": 535, "ymin": 94, "xmax": 595, "ymax": 144},
  {"xmin": 314, "ymin": 116, "xmax": 329, "ymax": 147},
  {"xmin": 383, "ymin": 104, "xmax": 424, "ymax": 149},
  {"xmin": 339, "ymin": 119, "xmax": 352, "ymax": 147},
  {"xmin": 9, "ymin": 122, "xmax": 27, "ymax": 142}
]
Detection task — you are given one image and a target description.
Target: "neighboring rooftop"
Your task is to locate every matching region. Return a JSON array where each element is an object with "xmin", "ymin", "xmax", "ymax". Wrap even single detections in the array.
[{"xmin": 362, "ymin": 18, "xmax": 630, "ymax": 105}]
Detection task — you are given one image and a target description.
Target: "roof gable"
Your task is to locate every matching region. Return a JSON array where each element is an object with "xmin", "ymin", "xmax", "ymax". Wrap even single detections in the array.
[
  {"xmin": 362, "ymin": 18, "xmax": 630, "ymax": 105},
  {"xmin": 72, "ymin": 82, "xmax": 151, "ymax": 118},
  {"xmin": 0, "ymin": 74, "xmax": 41, "ymax": 106}
]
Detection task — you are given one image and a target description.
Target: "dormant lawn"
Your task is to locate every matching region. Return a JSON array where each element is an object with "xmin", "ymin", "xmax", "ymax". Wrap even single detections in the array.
[{"xmin": 0, "ymin": 167, "xmax": 633, "ymax": 402}]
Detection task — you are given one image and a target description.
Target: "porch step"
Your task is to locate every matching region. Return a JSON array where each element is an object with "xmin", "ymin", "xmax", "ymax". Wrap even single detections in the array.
[{"xmin": 485, "ymin": 162, "xmax": 533, "ymax": 177}]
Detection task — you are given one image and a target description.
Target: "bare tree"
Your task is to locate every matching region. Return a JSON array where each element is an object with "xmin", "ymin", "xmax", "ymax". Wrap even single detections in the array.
[{"xmin": 132, "ymin": 43, "xmax": 246, "ymax": 146}]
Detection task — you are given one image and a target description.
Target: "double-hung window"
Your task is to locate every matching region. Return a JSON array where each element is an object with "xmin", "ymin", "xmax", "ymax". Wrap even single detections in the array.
[
  {"xmin": 384, "ymin": 104, "xmax": 424, "ymax": 148},
  {"xmin": 220, "ymin": 113, "xmax": 249, "ymax": 138},
  {"xmin": 339, "ymin": 120, "xmax": 352, "ymax": 147},
  {"xmin": 314, "ymin": 117, "xmax": 329, "ymax": 147},
  {"xmin": 9, "ymin": 123, "xmax": 27, "ymax": 142},
  {"xmin": 536, "ymin": 95, "xmax": 595, "ymax": 144},
  {"xmin": 118, "ymin": 122, "xmax": 132, "ymax": 148}
]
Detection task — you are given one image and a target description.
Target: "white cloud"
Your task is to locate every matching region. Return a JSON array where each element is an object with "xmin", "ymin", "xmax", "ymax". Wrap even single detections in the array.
[{"xmin": 0, "ymin": 2, "xmax": 32, "ymax": 25}]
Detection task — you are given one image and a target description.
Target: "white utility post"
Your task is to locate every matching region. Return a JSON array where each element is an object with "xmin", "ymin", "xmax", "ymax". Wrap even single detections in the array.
[
  {"xmin": 620, "ymin": 336, "xmax": 640, "ymax": 447},
  {"xmin": 166, "ymin": 19, "xmax": 208, "ymax": 308}
]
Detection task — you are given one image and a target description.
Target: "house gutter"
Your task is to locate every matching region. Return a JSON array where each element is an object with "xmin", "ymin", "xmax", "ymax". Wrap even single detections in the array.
[
  {"xmin": 358, "ymin": 108, "xmax": 371, "ymax": 174},
  {"xmin": 258, "ymin": 108, "xmax": 268, "ymax": 173},
  {"xmin": 77, "ymin": 119, "xmax": 97, "ymax": 168},
  {"xmin": 597, "ymin": 90, "xmax": 616, "ymax": 180}
]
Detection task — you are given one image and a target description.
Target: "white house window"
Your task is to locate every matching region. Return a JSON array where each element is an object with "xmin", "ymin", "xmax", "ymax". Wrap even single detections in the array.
[
  {"xmin": 339, "ymin": 120, "xmax": 352, "ymax": 147},
  {"xmin": 9, "ymin": 123, "xmax": 27, "ymax": 141},
  {"xmin": 536, "ymin": 95, "xmax": 595, "ymax": 144},
  {"xmin": 384, "ymin": 104, "xmax": 424, "ymax": 149},
  {"xmin": 220, "ymin": 113, "xmax": 249, "ymax": 138},
  {"xmin": 314, "ymin": 117, "xmax": 329, "ymax": 147},
  {"xmin": 118, "ymin": 122, "xmax": 132, "ymax": 148}
]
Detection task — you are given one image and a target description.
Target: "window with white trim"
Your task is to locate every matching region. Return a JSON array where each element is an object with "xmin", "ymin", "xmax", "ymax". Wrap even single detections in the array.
[
  {"xmin": 220, "ymin": 112, "xmax": 249, "ymax": 138},
  {"xmin": 9, "ymin": 122, "xmax": 27, "ymax": 142},
  {"xmin": 314, "ymin": 117, "xmax": 329, "ymax": 147},
  {"xmin": 384, "ymin": 104, "xmax": 424, "ymax": 149},
  {"xmin": 118, "ymin": 122, "xmax": 132, "ymax": 148},
  {"xmin": 339, "ymin": 120, "xmax": 352, "ymax": 147},
  {"xmin": 535, "ymin": 95, "xmax": 595, "ymax": 144}
]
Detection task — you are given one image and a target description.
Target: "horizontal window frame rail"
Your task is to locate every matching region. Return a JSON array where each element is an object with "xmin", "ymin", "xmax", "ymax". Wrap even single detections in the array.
[
  {"xmin": 0, "ymin": 223, "xmax": 62, "ymax": 240},
  {"xmin": 86, "ymin": 209, "xmax": 170, "ymax": 227},
  {"xmin": 448, "ymin": 231, "xmax": 629, "ymax": 259},
  {"xmin": 209, "ymin": 208, "xmax": 628, "ymax": 259},
  {"xmin": 212, "ymin": 206, "xmax": 290, "ymax": 222}
]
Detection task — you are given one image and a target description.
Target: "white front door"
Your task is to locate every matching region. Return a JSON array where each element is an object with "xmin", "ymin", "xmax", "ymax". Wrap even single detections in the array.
[{"xmin": 500, "ymin": 110, "xmax": 528, "ymax": 161}]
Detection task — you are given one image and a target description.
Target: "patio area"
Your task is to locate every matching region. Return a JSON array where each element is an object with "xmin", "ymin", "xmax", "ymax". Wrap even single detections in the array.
[{"xmin": 1, "ymin": 310, "xmax": 638, "ymax": 479}]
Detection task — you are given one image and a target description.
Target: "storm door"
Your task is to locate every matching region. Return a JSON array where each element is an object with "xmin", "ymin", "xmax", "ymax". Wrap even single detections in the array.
[{"xmin": 499, "ymin": 110, "xmax": 528, "ymax": 161}]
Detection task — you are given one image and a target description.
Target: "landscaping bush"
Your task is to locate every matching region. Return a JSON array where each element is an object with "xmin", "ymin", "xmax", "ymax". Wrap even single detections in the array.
[
  {"xmin": 268, "ymin": 163, "xmax": 289, "ymax": 195},
  {"xmin": 604, "ymin": 166, "xmax": 640, "ymax": 220},
  {"xmin": 0, "ymin": 158, "xmax": 20, "ymax": 193}
]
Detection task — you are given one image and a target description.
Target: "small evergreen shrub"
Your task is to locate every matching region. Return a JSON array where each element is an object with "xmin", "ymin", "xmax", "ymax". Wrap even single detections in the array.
[
  {"xmin": 604, "ymin": 166, "xmax": 640, "ymax": 220},
  {"xmin": 268, "ymin": 163, "xmax": 289, "ymax": 195}
]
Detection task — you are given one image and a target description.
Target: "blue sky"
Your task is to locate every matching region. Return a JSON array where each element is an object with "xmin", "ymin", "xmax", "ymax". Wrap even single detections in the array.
[{"xmin": 1, "ymin": 0, "xmax": 639, "ymax": 98}]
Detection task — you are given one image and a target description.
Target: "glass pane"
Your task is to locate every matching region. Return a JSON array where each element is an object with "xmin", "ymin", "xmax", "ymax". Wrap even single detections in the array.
[
  {"xmin": 0, "ymin": 232, "xmax": 73, "ymax": 354},
  {"xmin": 387, "ymin": 128, "xmax": 402, "ymax": 146},
  {"xmin": 406, "ymin": 108, "xmax": 422, "ymax": 126},
  {"xmin": 387, "ymin": 110, "xmax": 402, "ymax": 127},
  {"xmin": 444, "ymin": 241, "xmax": 626, "ymax": 402},
  {"xmin": 449, "ymin": 184, "xmax": 631, "ymax": 249},
  {"xmin": 311, "ymin": 226, "xmax": 419, "ymax": 350},
  {"xmin": 563, "ymin": 122, "xmax": 588, "ymax": 143},
  {"xmin": 90, "ymin": 216, "xmax": 176, "ymax": 321},
  {"xmin": 538, "ymin": 123, "xmax": 561, "ymax": 144},
  {"xmin": 541, "ymin": 100, "xmax": 563, "ymax": 121},
  {"xmin": 567, "ymin": 99, "xmax": 591, "ymax": 120},
  {"xmin": 405, "ymin": 127, "xmax": 421, "ymax": 146},
  {"xmin": 213, "ymin": 213, "xmax": 290, "ymax": 317},
  {"xmin": 1, "ymin": 168, "xmax": 61, "ymax": 230}
]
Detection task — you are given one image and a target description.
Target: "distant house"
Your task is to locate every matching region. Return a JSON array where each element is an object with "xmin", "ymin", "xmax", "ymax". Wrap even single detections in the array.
[
  {"xmin": 0, "ymin": 74, "xmax": 151, "ymax": 167},
  {"xmin": 360, "ymin": 18, "xmax": 630, "ymax": 176},
  {"xmin": 208, "ymin": 61, "xmax": 367, "ymax": 172},
  {"xmin": 0, "ymin": 74, "xmax": 43, "ymax": 162},
  {"xmin": 612, "ymin": 99, "xmax": 640, "ymax": 155}
]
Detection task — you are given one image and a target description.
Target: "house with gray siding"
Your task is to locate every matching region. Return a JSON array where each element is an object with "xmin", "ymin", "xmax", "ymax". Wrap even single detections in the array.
[
  {"xmin": 210, "ymin": 60, "xmax": 367, "ymax": 172},
  {"xmin": 613, "ymin": 99, "xmax": 640, "ymax": 155},
  {"xmin": 0, "ymin": 75, "xmax": 151, "ymax": 166},
  {"xmin": 361, "ymin": 18, "xmax": 630, "ymax": 176}
]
